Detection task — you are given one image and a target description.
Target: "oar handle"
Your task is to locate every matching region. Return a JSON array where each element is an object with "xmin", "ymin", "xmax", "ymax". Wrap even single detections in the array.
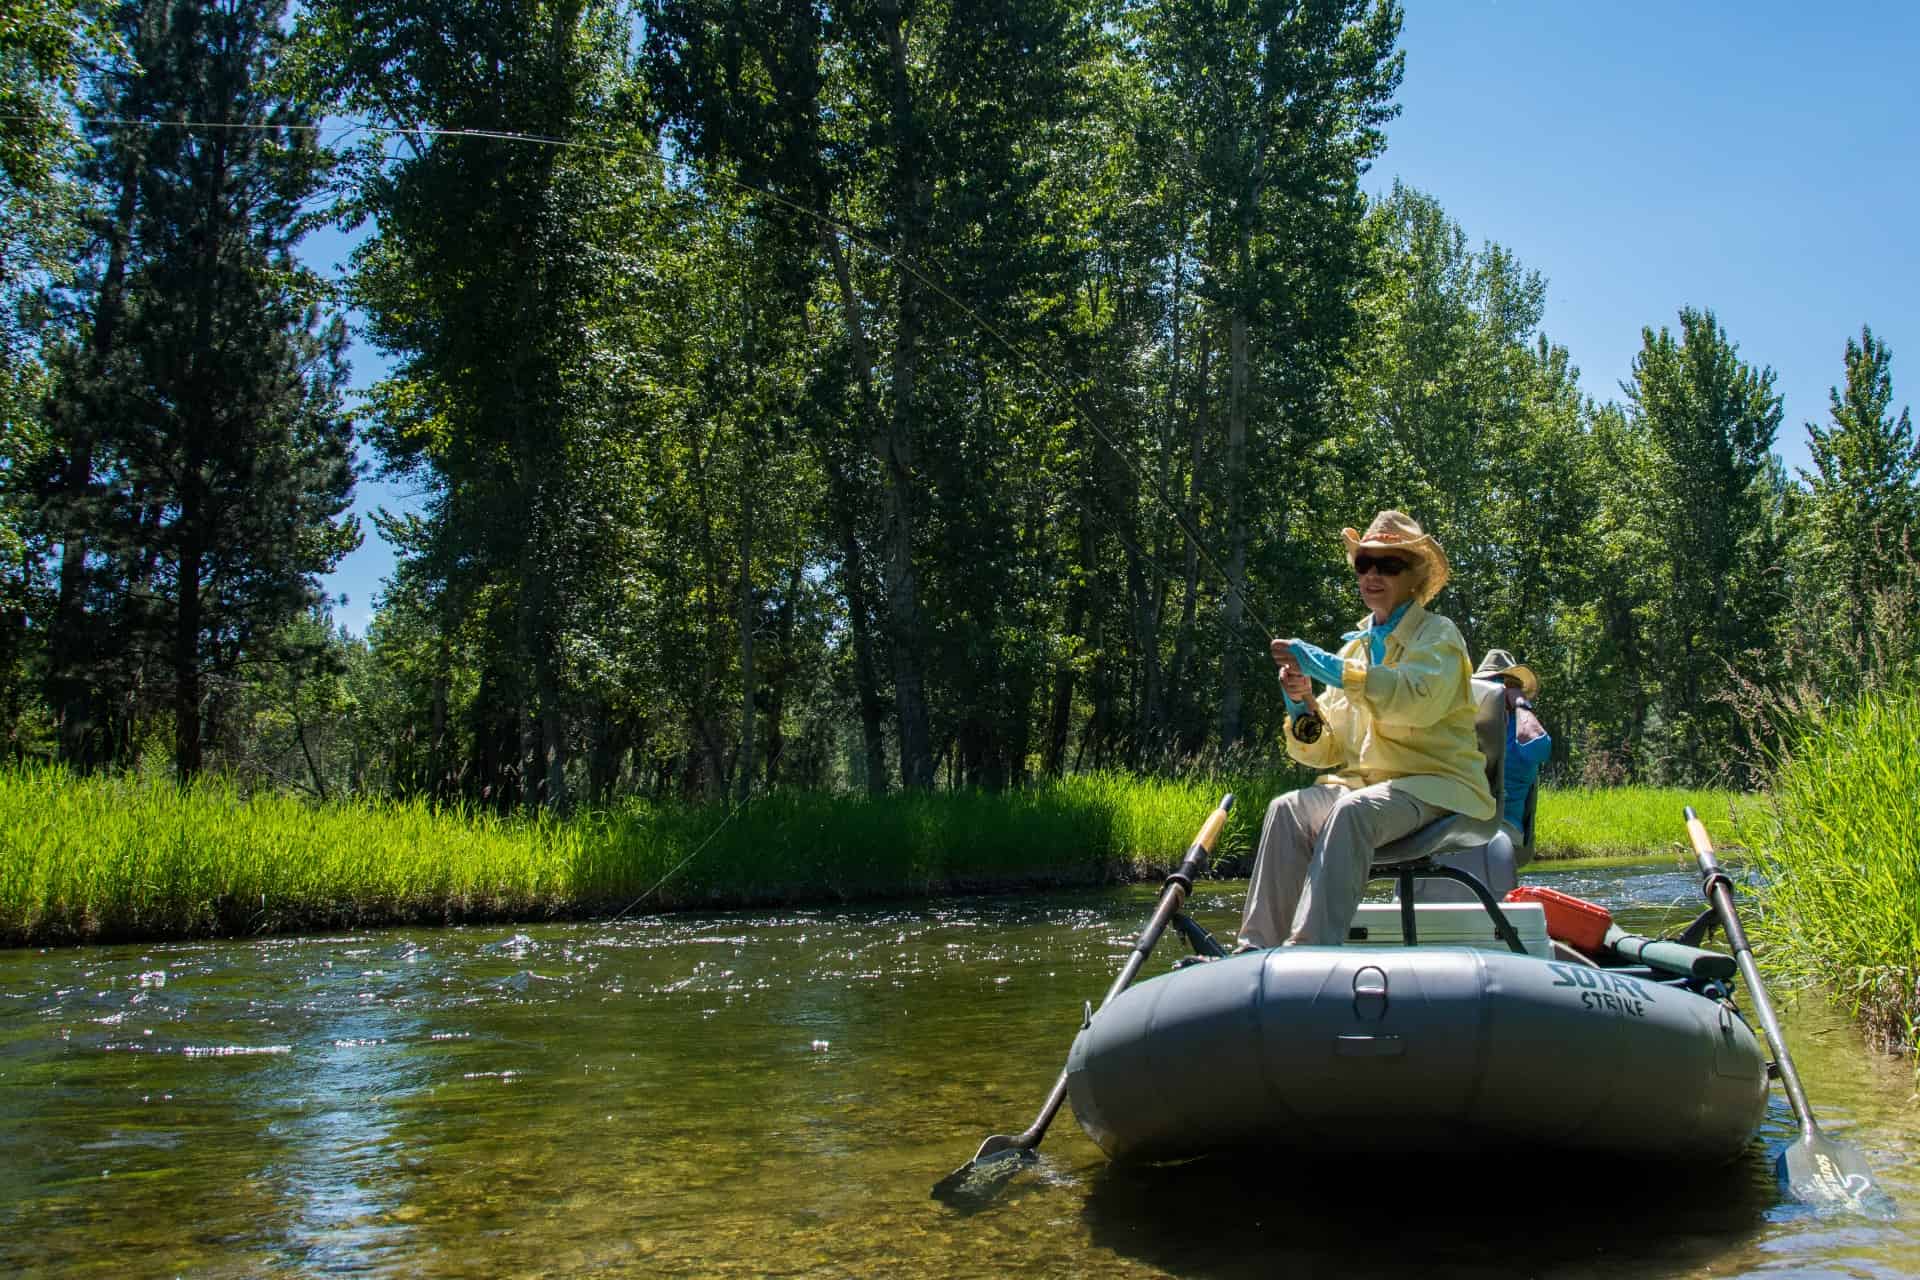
[
  {"xmin": 1177, "ymin": 797, "xmax": 1232, "ymax": 883},
  {"xmin": 1684, "ymin": 806, "xmax": 1818, "ymax": 1139},
  {"xmin": 1685, "ymin": 811, "xmax": 1752, "ymax": 954},
  {"xmin": 1111, "ymin": 794, "xmax": 1234, "ymax": 1004}
]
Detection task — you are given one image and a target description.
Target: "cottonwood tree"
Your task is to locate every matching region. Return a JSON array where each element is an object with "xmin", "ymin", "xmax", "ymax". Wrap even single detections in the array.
[
  {"xmin": 1787, "ymin": 326, "xmax": 1919, "ymax": 697},
  {"xmin": 646, "ymin": 0, "xmax": 1100, "ymax": 789},
  {"xmin": 1138, "ymin": 0, "xmax": 1402, "ymax": 748},
  {"xmin": 296, "ymin": 0, "xmax": 647, "ymax": 810},
  {"xmin": 1625, "ymin": 307, "xmax": 1785, "ymax": 782}
]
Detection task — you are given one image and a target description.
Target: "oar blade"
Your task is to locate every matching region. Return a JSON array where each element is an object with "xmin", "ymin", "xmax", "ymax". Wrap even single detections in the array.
[
  {"xmin": 930, "ymin": 1143, "xmax": 1035, "ymax": 1209},
  {"xmin": 1779, "ymin": 1133, "xmax": 1898, "ymax": 1220}
]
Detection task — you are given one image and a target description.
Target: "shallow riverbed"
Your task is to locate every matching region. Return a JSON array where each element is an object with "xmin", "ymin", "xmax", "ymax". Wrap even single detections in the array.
[{"xmin": 1, "ymin": 860, "xmax": 1913, "ymax": 1277}]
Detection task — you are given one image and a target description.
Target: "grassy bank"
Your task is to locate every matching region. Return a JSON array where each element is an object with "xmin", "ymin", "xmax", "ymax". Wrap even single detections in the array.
[
  {"xmin": 1747, "ymin": 688, "xmax": 1920, "ymax": 1059},
  {"xmin": 0, "ymin": 765, "xmax": 1285, "ymax": 945},
  {"xmin": 2, "ymin": 764, "xmax": 1737, "ymax": 947},
  {"xmin": 1530, "ymin": 786, "xmax": 1750, "ymax": 860}
]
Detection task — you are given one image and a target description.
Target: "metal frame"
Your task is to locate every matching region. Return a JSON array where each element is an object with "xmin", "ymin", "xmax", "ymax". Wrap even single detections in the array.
[{"xmin": 1366, "ymin": 859, "xmax": 1530, "ymax": 955}]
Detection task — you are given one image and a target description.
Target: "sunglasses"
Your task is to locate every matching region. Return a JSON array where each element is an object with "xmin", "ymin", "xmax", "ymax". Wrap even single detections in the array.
[{"xmin": 1353, "ymin": 554, "xmax": 1410, "ymax": 577}]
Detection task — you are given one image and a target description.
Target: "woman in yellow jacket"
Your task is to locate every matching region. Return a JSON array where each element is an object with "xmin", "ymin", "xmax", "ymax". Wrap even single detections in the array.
[{"xmin": 1237, "ymin": 510, "xmax": 1495, "ymax": 949}]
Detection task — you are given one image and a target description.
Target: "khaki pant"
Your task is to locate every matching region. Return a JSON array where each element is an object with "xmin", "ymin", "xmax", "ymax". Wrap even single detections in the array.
[{"xmin": 1238, "ymin": 782, "xmax": 1444, "ymax": 948}]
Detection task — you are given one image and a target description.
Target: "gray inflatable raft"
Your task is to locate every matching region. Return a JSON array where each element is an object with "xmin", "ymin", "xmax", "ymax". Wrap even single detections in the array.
[{"xmin": 1066, "ymin": 934, "xmax": 1770, "ymax": 1165}]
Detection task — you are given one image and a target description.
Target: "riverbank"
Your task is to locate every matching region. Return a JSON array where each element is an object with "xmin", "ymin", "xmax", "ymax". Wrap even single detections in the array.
[
  {"xmin": 1747, "ymin": 686, "xmax": 1920, "ymax": 1061},
  {"xmin": 0, "ymin": 765, "xmax": 1743, "ymax": 947}
]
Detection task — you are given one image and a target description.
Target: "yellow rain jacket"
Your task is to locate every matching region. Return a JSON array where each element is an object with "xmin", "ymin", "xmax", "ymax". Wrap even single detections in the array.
[{"xmin": 1284, "ymin": 602, "xmax": 1495, "ymax": 821}]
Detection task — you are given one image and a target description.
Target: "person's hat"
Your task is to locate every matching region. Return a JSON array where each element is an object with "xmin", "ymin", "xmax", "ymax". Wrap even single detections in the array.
[
  {"xmin": 1474, "ymin": 649, "xmax": 1540, "ymax": 697},
  {"xmin": 1341, "ymin": 510, "xmax": 1450, "ymax": 604}
]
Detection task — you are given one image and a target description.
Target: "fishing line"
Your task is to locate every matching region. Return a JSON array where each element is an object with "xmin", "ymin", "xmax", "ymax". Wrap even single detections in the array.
[
  {"xmin": 65, "ymin": 111, "xmax": 1283, "ymax": 640},
  {"xmin": 50, "ymin": 110, "xmax": 1293, "ymax": 909},
  {"xmin": 605, "ymin": 791, "xmax": 749, "ymax": 923}
]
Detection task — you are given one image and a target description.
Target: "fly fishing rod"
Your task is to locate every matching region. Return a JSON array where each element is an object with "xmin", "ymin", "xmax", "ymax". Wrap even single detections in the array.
[
  {"xmin": 64, "ymin": 109, "xmax": 1315, "ymax": 1090},
  {"xmin": 72, "ymin": 113, "xmax": 1286, "ymax": 649}
]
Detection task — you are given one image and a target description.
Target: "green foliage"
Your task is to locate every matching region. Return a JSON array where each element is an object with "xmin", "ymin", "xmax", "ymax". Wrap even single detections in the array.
[
  {"xmin": 0, "ymin": 371, "xmax": 53, "ymax": 760},
  {"xmin": 1622, "ymin": 307, "xmax": 1785, "ymax": 783},
  {"xmin": 1, "ymin": 5, "xmax": 115, "ymax": 669},
  {"xmin": 20, "ymin": 0, "xmax": 358, "ymax": 781},
  {"xmin": 11, "ymin": 0, "xmax": 1920, "ymax": 887},
  {"xmin": 0, "ymin": 0, "xmax": 112, "ymax": 193},
  {"xmin": 0, "ymin": 0, "xmax": 115, "ymax": 304},
  {"xmin": 1782, "ymin": 327, "xmax": 1920, "ymax": 701},
  {"xmin": 1747, "ymin": 686, "xmax": 1920, "ymax": 1059}
]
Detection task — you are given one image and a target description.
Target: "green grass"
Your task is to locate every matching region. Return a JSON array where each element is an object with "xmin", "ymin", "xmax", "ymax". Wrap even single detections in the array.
[
  {"xmin": 1745, "ymin": 688, "xmax": 1920, "ymax": 1059},
  {"xmin": 0, "ymin": 765, "xmax": 1292, "ymax": 946},
  {"xmin": 0, "ymin": 763, "xmax": 1744, "ymax": 947},
  {"xmin": 1532, "ymin": 785, "xmax": 1752, "ymax": 860}
]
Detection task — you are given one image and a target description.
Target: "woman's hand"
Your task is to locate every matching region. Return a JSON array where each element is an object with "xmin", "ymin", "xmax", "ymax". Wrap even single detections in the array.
[
  {"xmin": 1276, "ymin": 638, "xmax": 1345, "ymax": 686},
  {"xmin": 1270, "ymin": 639, "xmax": 1313, "ymax": 703}
]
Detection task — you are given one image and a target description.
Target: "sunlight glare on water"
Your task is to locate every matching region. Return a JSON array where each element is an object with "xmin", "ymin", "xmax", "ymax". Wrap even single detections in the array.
[{"xmin": 0, "ymin": 864, "xmax": 1914, "ymax": 1277}]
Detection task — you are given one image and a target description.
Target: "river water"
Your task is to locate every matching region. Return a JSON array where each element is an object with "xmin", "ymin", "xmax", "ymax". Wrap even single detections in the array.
[{"xmin": 1, "ymin": 861, "xmax": 1913, "ymax": 1278}]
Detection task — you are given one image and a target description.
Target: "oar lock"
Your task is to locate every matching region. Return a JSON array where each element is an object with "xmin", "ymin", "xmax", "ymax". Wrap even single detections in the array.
[{"xmin": 1081, "ymin": 1000, "xmax": 1093, "ymax": 1030}]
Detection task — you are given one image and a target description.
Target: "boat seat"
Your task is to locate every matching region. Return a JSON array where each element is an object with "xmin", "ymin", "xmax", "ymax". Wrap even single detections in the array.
[
  {"xmin": 1412, "ymin": 780, "xmax": 1537, "ymax": 902},
  {"xmin": 1370, "ymin": 677, "xmax": 1507, "ymax": 865},
  {"xmin": 1364, "ymin": 678, "xmax": 1530, "ymax": 955}
]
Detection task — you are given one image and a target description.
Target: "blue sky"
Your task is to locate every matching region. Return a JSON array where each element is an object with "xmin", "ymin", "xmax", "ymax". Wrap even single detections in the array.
[
  {"xmin": 1375, "ymin": 2, "xmax": 1918, "ymax": 465},
  {"xmin": 314, "ymin": 1, "xmax": 1920, "ymax": 635}
]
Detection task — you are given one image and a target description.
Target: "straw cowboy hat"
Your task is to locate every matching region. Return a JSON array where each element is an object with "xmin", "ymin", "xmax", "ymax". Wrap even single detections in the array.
[
  {"xmin": 1474, "ymin": 649, "xmax": 1540, "ymax": 698},
  {"xmin": 1341, "ymin": 510, "xmax": 1451, "ymax": 605}
]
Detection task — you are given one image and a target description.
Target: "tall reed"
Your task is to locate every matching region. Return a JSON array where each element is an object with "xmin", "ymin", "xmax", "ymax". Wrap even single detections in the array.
[{"xmin": 1745, "ymin": 688, "xmax": 1920, "ymax": 1058}]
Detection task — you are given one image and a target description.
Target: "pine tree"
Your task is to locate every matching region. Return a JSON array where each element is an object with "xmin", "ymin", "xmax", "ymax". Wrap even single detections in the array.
[{"xmin": 46, "ymin": 0, "xmax": 358, "ymax": 779}]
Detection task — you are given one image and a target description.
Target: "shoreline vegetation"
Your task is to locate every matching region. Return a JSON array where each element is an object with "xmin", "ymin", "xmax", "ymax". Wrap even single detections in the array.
[
  {"xmin": 1, "ymin": 766, "xmax": 1742, "ymax": 949},
  {"xmin": 1748, "ymin": 687, "xmax": 1920, "ymax": 1059}
]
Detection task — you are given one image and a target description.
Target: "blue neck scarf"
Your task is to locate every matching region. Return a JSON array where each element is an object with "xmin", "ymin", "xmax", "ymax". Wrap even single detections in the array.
[{"xmin": 1345, "ymin": 600, "xmax": 1413, "ymax": 665}]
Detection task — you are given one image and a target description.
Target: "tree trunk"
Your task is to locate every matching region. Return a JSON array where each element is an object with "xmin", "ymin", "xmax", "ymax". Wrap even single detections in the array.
[
  {"xmin": 735, "ymin": 480, "xmax": 756, "ymax": 804},
  {"xmin": 1045, "ymin": 490, "xmax": 1096, "ymax": 777},
  {"xmin": 1218, "ymin": 281, "xmax": 1251, "ymax": 749},
  {"xmin": 836, "ymin": 483, "xmax": 889, "ymax": 796},
  {"xmin": 539, "ymin": 695, "xmax": 567, "ymax": 813},
  {"xmin": 817, "ymin": 220, "xmax": 890, "ymax": 794},
  {"xmin": 1043, "ymin": 612, "xmax": 1078, "ymax": 779},
  {"xmin": 173, "ymin": 541, "xmax": 203, "ymax": 781},
  {"xmin": 1166, "ymin": 333, "xmax": 1210, "ymax": 749},
  {"xmin": 763, "ymin": 556, "xmax": 802, "ymax": 788},
  {"xmin": 54, "ymin": 132, "xmax": 144, "ymax": 769},
  {"xmin": 1120, "ymin": 445, "xmax": 1162, "ymax": 764},
  {"xmin": 428, "ymin": 640, "xmax": 450, "ymax": 801},
  {"xmin": 875, "ymin": 4, "xmax": 936, "ymax": 790}
]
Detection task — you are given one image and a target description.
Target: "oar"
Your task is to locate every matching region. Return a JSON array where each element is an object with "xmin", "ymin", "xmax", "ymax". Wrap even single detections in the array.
[
  {"xmin": 931, "ymin": 793, "xmax": 1235, "ymax": 1204},
  {"xmin": 1684, "ymin": 806, "xmax": 1897, "ymax": 1219}
]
